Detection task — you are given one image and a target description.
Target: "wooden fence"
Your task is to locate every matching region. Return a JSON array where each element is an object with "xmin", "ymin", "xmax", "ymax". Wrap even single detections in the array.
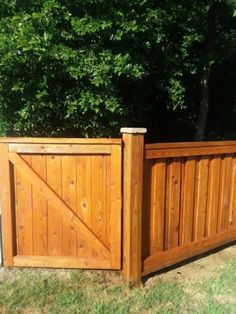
[
  {"xmin": 142, "ymin": 141, "xmax": 236, "ymax": 278},
  {"xmin": 0, "ymin": 130, "xmax": 236, "ymax": 287}
]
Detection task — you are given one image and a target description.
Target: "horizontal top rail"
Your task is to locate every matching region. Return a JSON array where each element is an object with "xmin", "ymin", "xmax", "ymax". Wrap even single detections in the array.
[
  {"xmin": 0, "ymin": 137, "xmax": 122, "ymax": 145},
  {"xmin": 145, "ymin": 140, "xmax": 236, "ymax": 149},
  {"xmin": 8, "ymin": 144, "xmax": 111, "ymax": 154},
  {"xmin": 145, "ymin": 141, "xmax": 236, "ymax": 159}
]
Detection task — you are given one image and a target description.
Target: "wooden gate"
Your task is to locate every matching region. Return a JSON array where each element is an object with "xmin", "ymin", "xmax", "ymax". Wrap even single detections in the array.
[{"xmin": 0, "ymin": 138, "xmax": 122, "ymax": 269}]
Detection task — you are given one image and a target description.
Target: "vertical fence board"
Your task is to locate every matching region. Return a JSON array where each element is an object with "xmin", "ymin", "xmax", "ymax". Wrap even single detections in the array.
[
  {"xmin": 61, "ymin": 156, "xmax": 77, "ymax": 256},
  {"xmin": 165, "ymin": 159, "xmax": 181, "ymax": 250},
  {"xmin": 193, "ymin": 157, "xmax": 209, "ymax": 240},
  {"xmin": 109, "ymin": 145, "xmax": 122, "ymax": 268},
  {"xmin": 76, "ymin": 156, "xmax": 92, "ymax": 258},
  {"xmin": 91, "ymin": 156, "xmax": 107, "ymax": 247},
  {"xmin": 205, "ymin": 156, "xmax": 221, "ymax": 237},
  {"xmin": 221, "ymin": 155, "xmax": 233, "ymax": 230},
  {"xmin": 229, "ymin": 156, "xmax": 236, "ymax": 228},
  {"xmin": 151, "ymin": 159, "xmax": 166, "ymax": 254},
  {"xmin": 180, "ymin": 158, "xmax": 196, "ymax": 244},
  {"xmin": 0, "ymin": 144, "xmax": 15, "ymax": 265},
  {"xmin": 218, "ymin": 156, "xmax": 226, "ymax": 233},
  {"xmin": 31, "ymin": 155, "xmax": 48, "ymax": 256},
  {"xmin": 16, "ymin": 155, "xmax": 33, "ymax": 255},
  {"xmin": 76, "ymin": 156, "xmax": 92, "ymax": 227},
  {"xmin": 142, "ymin": 160, "xmax": 152, "ymax": 260},
  {"xmin": 46, "ymin": 155, "xmax": 63, "ymax": 256}
]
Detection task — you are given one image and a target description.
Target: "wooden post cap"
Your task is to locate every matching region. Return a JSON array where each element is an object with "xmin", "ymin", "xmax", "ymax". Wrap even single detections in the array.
[{"xmin": 120, "ymin": 128, "xmax": 147, "ymax": 134}]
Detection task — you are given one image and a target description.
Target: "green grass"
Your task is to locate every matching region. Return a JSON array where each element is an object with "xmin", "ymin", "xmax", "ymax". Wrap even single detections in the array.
[{"xmin": 0, "ymin": 256, "xmax": 236, "ymax": 314}]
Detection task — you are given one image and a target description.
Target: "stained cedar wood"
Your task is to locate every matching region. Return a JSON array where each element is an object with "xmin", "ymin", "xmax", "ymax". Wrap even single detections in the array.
[
  {"xmin": 217, "ymin": 156, "xmax": 226, "ymax": 233},
  {"xmin": 16, "ymin": 155, "xmax": 33, "ymax": 255},
  {"xmin": 0, "ymin": 144, "xmax": 14, "ymax": 265},
  {"xmin": 61, "ymin": 155, "xmax": 77, "ymax": 256},
  {"xmin": 0, "ymin": 137, "xmax": 121, "ymax": 144},
  {"xmin": 165, "ymin": 159, "xmax": 181, "ymax": 250},
  {"xmin": 109, "ymin": 145, "xmax": 122, "ymax": 268},
  {"xmin": 229, "ymin": 157, "xmax": 236, "ymax": 228},
  {"xmin": 179, "ymin": 160, "xmax": 185, "ymax": 247},
  {"xmin": 151, "ymin": 159, "xmax": 166, "ymax": 253},
  {"xmin": 193, "ymin": 157, "xmax": 209, "ymax": 240},
  {"xmin": 146, "ymin": 141, "xmax": 236, "ymax": 149},
  {"xmin": 9, "ymin": 144, "xmax": 111, "ymax": 155},
  {"xmin": 76, "ymin": 156, "xmax": 92, "ymax": 258},
  {"xmin": 107, "ymin": 155, "xmax": 112, "ymax": 253},
  {"xmin": 179, "ymin": 158, "xmax": 196, "ymax": 244},
  {"xmin": 31, "ymin": 155, "xmax": 48, "ymax": 255},
  {"xmin": 221, "ymin": 155, "xmax": 233, "ymax": 231},
  {"xmin": 122, "ymin": 133, "xmax": 144, "ymax": 286},
  {"xmin": 142, "ymin": 159, "xmax": 152, "ymax": 260},
  {"xmin": 143, "ymin": 144, "xmax": 236, "ymax": 279},
  {"xmin": 13, "ymin": 255, "xmax": 111, "ymax": 269},
  {"xmin": 91, "ymin": 155, "xmax": 107, "ymax": 249},
  {"xmin": 143, "ymin": 228, "xmax": 236, "ymax": 276},
  {"xmin": 205, "ymin": 156, "xmax": 221, "ymax": 237},
  {"xmin": 146, "ymin": 146, "xmax": 236, "ymax": 159},
  {"xmin": 76, "ymin": 156, "xmax": 92, "ymax": 227},
  {"xmin": 46, "ymin": 155, "xmax": 63, "ymax": 256},
  {"xmin": 9, "ymin": 152, "xmax": 110, "ymax": 259},
  {"xmin": 3, "ymin": 136, "xmax": 236, "ymax": 280}
]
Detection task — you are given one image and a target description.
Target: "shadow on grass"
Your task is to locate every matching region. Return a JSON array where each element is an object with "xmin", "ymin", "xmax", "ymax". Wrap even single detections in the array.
[{"xmin": 142, "ymin": 240, "xmax": 236, "ymax": 285}]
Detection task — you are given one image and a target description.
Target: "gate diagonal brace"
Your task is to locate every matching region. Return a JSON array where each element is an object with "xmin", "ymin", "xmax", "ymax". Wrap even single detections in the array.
[{"xmin": 9, "ymin": 152, "xmax": 110, "ymax": 259}]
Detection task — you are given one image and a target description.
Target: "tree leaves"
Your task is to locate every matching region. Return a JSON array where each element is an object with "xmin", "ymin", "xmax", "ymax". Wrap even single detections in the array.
[{"xmin": 0, "ymin": 0, "xmax": 235, "ymax": 138}]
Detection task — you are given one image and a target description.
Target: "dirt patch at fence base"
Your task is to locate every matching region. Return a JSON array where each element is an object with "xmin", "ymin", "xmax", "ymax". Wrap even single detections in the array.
[{"xmin": 144, "ymin": 242, "xmax": 236, "ymax": 286}]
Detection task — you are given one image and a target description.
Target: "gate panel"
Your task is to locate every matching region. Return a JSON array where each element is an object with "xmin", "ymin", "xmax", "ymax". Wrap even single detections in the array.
[{"xmin": 0, "ymin": 139, "xmax": 122, "ymax": 269}]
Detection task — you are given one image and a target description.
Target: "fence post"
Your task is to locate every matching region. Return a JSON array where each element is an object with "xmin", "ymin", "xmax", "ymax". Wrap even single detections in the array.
[
  {"xmin": 121, "ymin": 127, "xmax": 147, "ymax": 287},
  {"xmin": 0, "ymin": 144, "xmax": 14, "ymax": 266}
]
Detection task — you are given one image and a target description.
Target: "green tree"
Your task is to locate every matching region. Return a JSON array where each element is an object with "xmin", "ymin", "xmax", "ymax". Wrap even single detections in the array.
[{"xmin": 0, "ymin": 0, "xmax": 235, "ymax": 139}]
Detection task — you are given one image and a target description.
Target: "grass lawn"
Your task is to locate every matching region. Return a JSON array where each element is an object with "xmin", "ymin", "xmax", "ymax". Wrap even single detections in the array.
[{"xmin": 0, "ymin": 244, "xmax": 236, "ymax": 314}]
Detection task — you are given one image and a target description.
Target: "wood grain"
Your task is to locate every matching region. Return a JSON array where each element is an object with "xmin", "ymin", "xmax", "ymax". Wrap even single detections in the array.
[
  {"xmin": 122, "ymin": 133, "xmax": 145, "ymax": 287},
  {"xmin": 9, "ymin": 152, "xmax": 110, "ymax": 259},
  {"xmin": 179, "ymin": 158, "xmax": 196, "ymax": 244},
  {"xmin": 13, "ymin": 255, "xmax": 111, "ymax": 269},
  {"xmin": 150, "ymin": 159, "xmax": 166, "ymax": 254},
  {"xmin": 193, "ymin": 157, "xmax": 209, "ymax": 240},
  {"xmin": 205, "ymin": 156, "xmax": 221, "ymax": 237},
  {"xmin": 46, "ymin": 155, "xmax": 63, "ymax": 256},
  {"xmin": 143, "ymin": 228, "xmax": 236, "ymax": 276},
  {"xmin": 109, "ymin": 145, "xmax": 122, "ymax": 268},
  {"xmin": 2, "ymin": 137, "xmax": 121, "ymax": 144},
  {"xmin": 31, "ymin": 155, "xmax": 48, "ymax": 255},
  {"xmin": 1, "ymin": 139, "xmax": 122, "ymax": 271},
  {"xmin": 15, "ymin": 155, "xmax": 33, "ymax": 255},
  {"xmin": 146, "ymin": 146, "xmax": 236, "ymax": 159},
  {"xmin": 9, "ymin": 144, "xmax": 111, "ymax": 154},
  {"xmin": 165, "ymin": 159, "xmax": 181, "ymax": 250},
  {"xmin": 0, "ymin": 144, "xmax": 15, "ymax": 265},
  {"xmin": 61, "ymin": 155, "xmax": 77, "ymax": 256}
]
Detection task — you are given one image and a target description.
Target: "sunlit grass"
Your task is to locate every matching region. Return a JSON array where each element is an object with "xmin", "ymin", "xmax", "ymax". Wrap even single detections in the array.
[{"xmin": 0, "ymin": 256, "xmax": 236, "ymax": 313}]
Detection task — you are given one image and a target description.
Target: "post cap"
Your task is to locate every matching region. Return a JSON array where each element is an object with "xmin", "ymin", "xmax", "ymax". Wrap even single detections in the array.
[{"xmin": 120, "ymin": 127, "xmax": 147, "ymax": 134}]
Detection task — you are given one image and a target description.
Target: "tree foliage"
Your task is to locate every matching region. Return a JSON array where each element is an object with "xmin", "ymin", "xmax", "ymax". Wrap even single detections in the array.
[{"xmin": 0, "ymin": 0, "xmax": 235, "ymax": 139}]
